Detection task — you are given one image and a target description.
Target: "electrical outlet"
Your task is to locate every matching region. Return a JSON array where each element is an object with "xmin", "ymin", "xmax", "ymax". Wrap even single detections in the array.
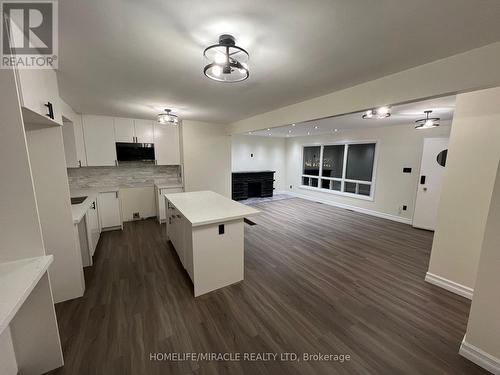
[
  {"xmin": 133, "ymin": 212, "xmax": 140, "ymax": 219},
  {"xmin": 289, "ymin": 185, "xmax": 293, "ymax": 189},
  {"xmin": 402, "ymin": 205, "xmax": 407, "ymax": 211},
  {"xmin": 250, "ymin": 153, "xmax": 254, "ymax": 157}
]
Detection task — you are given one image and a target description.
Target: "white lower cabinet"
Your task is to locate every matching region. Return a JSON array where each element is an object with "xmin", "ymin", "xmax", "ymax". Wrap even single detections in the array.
[
  {"xmin": 156, "ymin": 186, "xmax": 183, "ymax": 223},
  {"xmin": 85, "ymin": 198, "xmax": 100, "ymax": 256},
  {"xmin": 98, "ymin": 191, "xmax": 123, "ymax": 230}
]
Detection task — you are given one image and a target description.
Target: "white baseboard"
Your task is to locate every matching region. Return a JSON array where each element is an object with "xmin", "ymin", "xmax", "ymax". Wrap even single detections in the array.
[
  {"xmin": 425, "ymin": 272, "xmax": 473, "ymax": 300},
  {"xmin": 287, "ymin": 191, "xmax": 412, "ymax": 225},
  {"xmin": 460, "ymin": 336, "xmax": 500, "ymax": 375}
]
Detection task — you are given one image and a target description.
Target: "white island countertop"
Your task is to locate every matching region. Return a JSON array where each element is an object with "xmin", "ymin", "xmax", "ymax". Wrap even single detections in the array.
[
  {"xmin": 0, "ymin": 255, "xmax": 53, "ymax": 334},
  {"xmin": 164, "ymin": 191, "xmax": 259, "ymax": 227}
]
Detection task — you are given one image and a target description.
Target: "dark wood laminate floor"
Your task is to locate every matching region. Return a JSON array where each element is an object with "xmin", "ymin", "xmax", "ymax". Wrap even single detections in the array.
[{"xmin": 48, "ymin": 198, "xmax": 486, "ymax": 375}]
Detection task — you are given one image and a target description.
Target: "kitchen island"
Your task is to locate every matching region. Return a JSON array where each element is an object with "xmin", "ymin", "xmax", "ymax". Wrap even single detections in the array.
[{"xmin": 164, "ymin": 191, "xmax": 259, "ymax": 297}]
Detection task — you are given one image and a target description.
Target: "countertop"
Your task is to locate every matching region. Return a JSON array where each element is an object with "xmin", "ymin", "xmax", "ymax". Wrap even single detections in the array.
[
  {"xmin": 154, "ymin": 181, "xmax": 184, "ymax": 189},
  {"xmin": 0, "ymin": 255, "xmax": 53, "ymax": 334},
  {"xmin": 164, "ymin": 191, "xmax": 259, "ymax": 227},
  {"xmin": 69, "ymin": 179, "xmax": 183, "ymax": 224}
]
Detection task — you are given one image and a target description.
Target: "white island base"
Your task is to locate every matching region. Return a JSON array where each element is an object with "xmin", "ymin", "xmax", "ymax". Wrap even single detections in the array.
[{"xmin": 165, "ymin": 191, "xmax": 259, "ymax": 297}]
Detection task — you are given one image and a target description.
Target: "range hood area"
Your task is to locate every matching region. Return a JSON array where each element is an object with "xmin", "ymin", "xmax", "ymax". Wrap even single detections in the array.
[{"xmin": 115, "ymin": 142, "xmax": 155, "ymax": 162}]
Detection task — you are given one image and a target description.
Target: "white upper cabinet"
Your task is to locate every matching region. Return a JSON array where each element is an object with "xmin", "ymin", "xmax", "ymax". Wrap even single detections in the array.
[
  {"xmin": 82, "ymin": 115, "xmax": 117, "ymax": 166},
  {"xmin": 113, "ymin": 117, "xmax": 135, "ymax": 143},
  {"xmin": 114, "ymin": 118, "xmax": 153, "ymax": 143},
  {"xmin": 134, "ymin": 119, "xmax": 154, "ymax": 143},
  {"xmin": 16, "ymin": 68, "xmax": 63, "ymax": 125},
  {"xmin": 154, "ymin": 123, "xmax": 180, "ymax": 165},
  {"xmin": 62, "ymin": 114, "xmax": 87, "ymax": 168}
]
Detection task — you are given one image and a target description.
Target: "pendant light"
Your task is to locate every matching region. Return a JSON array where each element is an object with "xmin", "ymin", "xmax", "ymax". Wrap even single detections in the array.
[
  {"xmin": 157, "ymin": 109, "xmax": 180, "ymax": 125},
  {"xmin": 203, "ymin": 34, "xmax": 249, "ymax": 82},
  {"xmin": 415, "ymin": 110, "xmax": 440, "ymax": 129}
]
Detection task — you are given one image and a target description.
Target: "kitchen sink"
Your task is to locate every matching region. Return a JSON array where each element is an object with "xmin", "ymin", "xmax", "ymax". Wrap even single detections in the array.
[{"xmin": 71, "ymin": 196, "xmax": 87, "ymax": 205}]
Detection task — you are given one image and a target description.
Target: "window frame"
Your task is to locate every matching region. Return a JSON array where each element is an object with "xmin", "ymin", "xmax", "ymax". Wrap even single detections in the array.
[{"xmin": 300, "ymin": 140, "xmax": 378, "ymax": 201}]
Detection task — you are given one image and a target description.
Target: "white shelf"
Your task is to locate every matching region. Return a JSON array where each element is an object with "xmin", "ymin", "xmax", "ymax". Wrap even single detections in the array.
[{"xmin": 0, "ymin": 255, "xmax": 53, "ymax": 334}]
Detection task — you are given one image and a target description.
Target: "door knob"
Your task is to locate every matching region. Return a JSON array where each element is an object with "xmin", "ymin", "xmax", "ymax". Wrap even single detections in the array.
[{"xmin": 423, "ymin": 187, "xmax": 428, "ymax": 191}]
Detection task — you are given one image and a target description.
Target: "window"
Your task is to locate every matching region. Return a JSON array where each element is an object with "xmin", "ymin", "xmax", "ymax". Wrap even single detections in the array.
[
  {"xmin": 302, "ymin": 146, "xmax": 321, "ymax": 176},
  {"xmin": 301, "ymin": 142, "xmax": 376, "ymax": 199}
]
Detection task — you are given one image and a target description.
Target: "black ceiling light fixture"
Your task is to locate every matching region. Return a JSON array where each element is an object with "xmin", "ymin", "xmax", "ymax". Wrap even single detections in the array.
[
  {"xmin": 203, "ymin": 34, "xmax": 249, "ymax": 83},
  {"xmin": 157, "ymin": 109, "xmax": 180, "ymax": 125},
  {"xmin": 362, "ymin": 106, "xmax": 391, "ymax": 119},
  {"xmin": 415, "ymin": 110, "xmax": 440, "ymax": 129}
]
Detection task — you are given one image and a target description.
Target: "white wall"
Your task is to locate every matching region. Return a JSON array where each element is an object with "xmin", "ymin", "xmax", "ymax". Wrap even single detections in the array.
[
  {"xmin": 120, "ymin": 186, "xmax": 156, "ymax": 221},
  {"xmin": 229, "ymin": 42, "xmax": 500, "ymax": 134},
  {"xmin": 428, "ymin": 87, "xmax": 500, "ymax": 291},
  {"xmin": 460, "ymin": 159, "xmax": 500, "ymax": 371},
  {"xmin": 182, "ymin": 120, "xmax": 231, "ymax": 198},
  {"xmin": 285, "ymin": 123, "xmax": 451, "ymax": 222},
  {"xmin": 231, "ymin": 135, "xmax": 287, "ymax": 192}
]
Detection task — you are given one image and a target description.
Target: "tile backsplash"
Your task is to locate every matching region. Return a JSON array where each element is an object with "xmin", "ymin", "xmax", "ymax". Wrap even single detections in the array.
[{"xmin": 67, "ymin": 162, "xmax": 181, "ymax": 189}]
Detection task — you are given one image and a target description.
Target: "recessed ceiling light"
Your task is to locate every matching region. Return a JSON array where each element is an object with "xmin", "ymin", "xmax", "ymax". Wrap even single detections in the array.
[
  {"xmin": 292, "ymin": 123, "xmax": 296, "ymax": 127},
  {"xmin": 307, "ymin": 131, "xmax": 310, "ymax": 135},
  {"xmin": 267, "ymin": 128, "xmax": 270, "ymax": 131},
  {"xmin": 288, "ymin": 130, "xmax": 292, "ymax": 133},
  {"xmin": 314, "ymin": 125, "xmax": 319, "ymax": 129},
  {"xmin": 248, "ymin": 131, "xmax": 252, "ymax": 135},
  {"xmin": 334, "ymin": 129, "xmax": 338, "ymax": 132}
]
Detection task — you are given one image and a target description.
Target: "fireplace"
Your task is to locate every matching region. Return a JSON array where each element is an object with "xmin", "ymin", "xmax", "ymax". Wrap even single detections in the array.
[
  {"xmin": 232, "ymin": 171, "xmax": 275, "ymax": 200},
  {"xmin": 248, "ymin": 182, "xmax": 262, "ymax": 198}
]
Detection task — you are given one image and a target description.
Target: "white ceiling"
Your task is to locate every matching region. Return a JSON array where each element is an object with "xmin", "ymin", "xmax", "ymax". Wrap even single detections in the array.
[
  {"xmin": 58, "ymin": 0, "xmax": 500, "ymax": 123},
  {"xmin": 247, "ymin": 95, "xmax": 456, "ymax": 137}
]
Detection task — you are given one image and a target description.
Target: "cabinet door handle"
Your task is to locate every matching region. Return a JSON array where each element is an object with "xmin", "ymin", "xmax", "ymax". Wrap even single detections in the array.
[
  {"xmin": 45, "ymin": 102, "xmax": 54, "ymax": 119},
  {"xmin": 78, "ymin": 160, "xmax": 82, "ymax": 167},
  {"xmin": 115, "ymin": 191, "xmax": 118, "ymax": 199},
  {"xmin": 92, "ymin": 202, "xmax": 96, "ymax": 209},
  {"xmin": 115, "ymin": 160, "xmax": 118, "ymax": 166}
]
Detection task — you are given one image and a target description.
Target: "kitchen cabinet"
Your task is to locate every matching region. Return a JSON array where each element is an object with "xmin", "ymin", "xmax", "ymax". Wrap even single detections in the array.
[
  {"xmin": 85, "ymin": 198, "xmax": 100, "ymax": 257},
  {"xmin": 134, "ymin": 119, "xmax": 154, "ymax": 143},
  {"xmin": 154, "ymin": 123, "xmax": 180, "ymax": 165},
  {"xmin": 98, "ymin": 191, "xmax": 123, "ymax": 230},
  {"xmin": 15, "ymin": 68, "xmax": 63, "ymax": 125},
  {"xmin": 167, "ymin": 203, "xmax": 189, "ymax": 270},
  {"xmin": 82, "ymin": 115, "xmax": 117, "ymax": 166},
  {"xmin": 155, "ymin": 185, "xmax": 183, "ymax": 223},
  {"xmin": 114, "ymin": 118, "xmax": 154, "ymax": 143},
  {"xmin": 165, "ymin": 191, "xmax": 259, "ymax": 297},
  {"xmin": 114, "ymin": 117, "xmax": 135, "ymax": 143},
  {"xmin": 62, "ymin": 115, "xmax": 87, "ymax": 168}
]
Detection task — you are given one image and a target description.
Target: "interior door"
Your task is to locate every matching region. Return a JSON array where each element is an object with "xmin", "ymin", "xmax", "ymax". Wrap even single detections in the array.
[{"xmin": 413, "ymin": 138, "xmax": 449, "ymax": 230}]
